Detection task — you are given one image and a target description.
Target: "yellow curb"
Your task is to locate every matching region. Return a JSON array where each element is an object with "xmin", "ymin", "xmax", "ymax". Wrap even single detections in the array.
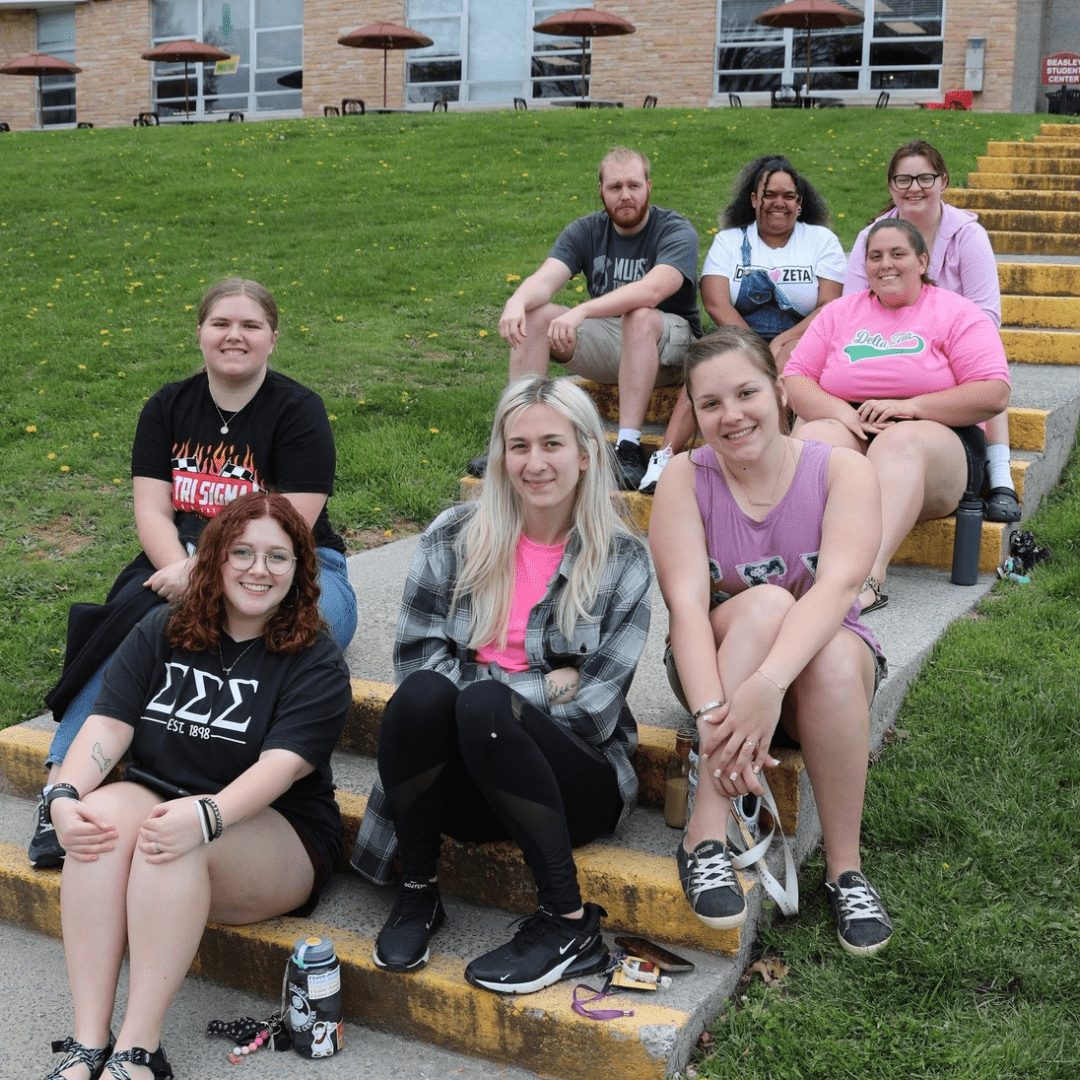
[
  {"xmin": 998, "ymin": 262, "xmax": 1080, "ymax": 296},
  {"xmin": 966, "ymin": 173, "xmax": 1079, "ymax": 190},
  {"xmin": 1001, "ymin": 328, "xmax": 1080, "ymax": 365},
  {"xmin": 1011, "ymin": 458, "xmax": 1029, "ymax": 500},
  {"xmin": 948, "ymin": 189, "xmax": 1080, "ymax": 212},
  {"xmin": 976, "ymin": 156, "xmax": 1080, "ymax": 175},
  {"xmin": 1039, "ymin": 124, "xmax": 1080, "ymax": 138},
  {"xmin": 1008, "ymin": 408, "xmax": 1049, "ymax": 452},
  {"xmin": 985, "ymin": 141, "xmax": 1080, "ymax": 158},
  {"xmin": 973, "ymin": 209, "xmax": 1080, "ymax": 233},
  {"xmin": 1001, "ymin": 296, "xmax": 1080, "ymax": 330},
  {"xmin": 0, "ymin": 843, "xmax": 62, "ymax": 939},
  {"xmin": 985, "ymin": 232, "xmax": 1080, "ymax": 256},
  {"xmin": 343, "ymin": 678, "xmax": 392, "ymax": 756},
  {"xmin": 894, "ymin": 517, "xmax": 1006, "ymax": 574},
  {"xmin": 0, "ymin": 725, "xmax": 51, "ymax": 798}
]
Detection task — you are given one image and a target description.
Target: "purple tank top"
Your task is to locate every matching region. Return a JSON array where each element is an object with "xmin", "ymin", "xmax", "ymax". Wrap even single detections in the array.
[{"xmin": 691, "ymin": 438, "xmax": 882, "ymax": 658}]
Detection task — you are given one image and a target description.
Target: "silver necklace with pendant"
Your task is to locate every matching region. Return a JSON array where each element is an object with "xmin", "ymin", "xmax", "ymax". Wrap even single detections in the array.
[
  {"xmin": 726, "ymin": 439, "xmax": 794, "ymax": 508},
  {"xmin": 219, "ymin": 637, "xmax": 259, "ymax": 676},
  {"xmin": 210, "ymin": 396, "xmax": 247, "ymax": 436}
]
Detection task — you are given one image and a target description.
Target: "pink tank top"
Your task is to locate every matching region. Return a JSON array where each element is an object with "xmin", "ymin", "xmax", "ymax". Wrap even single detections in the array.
[
  {"xmin": 474, "ymin": 533, "xmax": 566, "ymax": 672},
  {"xmin": 692, "ymin": 439, "xmax": 882, "ymax": 658}
]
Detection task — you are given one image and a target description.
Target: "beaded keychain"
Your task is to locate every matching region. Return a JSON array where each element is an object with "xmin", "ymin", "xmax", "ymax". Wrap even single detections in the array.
[{"xmin": 206, "ymin": 1014, "xmax": 290, "ymax": 1065}]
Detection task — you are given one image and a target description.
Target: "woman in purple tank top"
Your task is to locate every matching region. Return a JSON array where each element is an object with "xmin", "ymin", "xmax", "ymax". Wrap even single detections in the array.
[{"xmin": 650, "ymin": 326, "xmax": 893, "ymax": 957}]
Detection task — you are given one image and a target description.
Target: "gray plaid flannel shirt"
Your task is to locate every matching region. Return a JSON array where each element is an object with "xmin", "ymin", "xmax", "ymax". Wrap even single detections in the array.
[{"xmin": 350, "ymin": 503, "xmax": 652, "ymax": 885}]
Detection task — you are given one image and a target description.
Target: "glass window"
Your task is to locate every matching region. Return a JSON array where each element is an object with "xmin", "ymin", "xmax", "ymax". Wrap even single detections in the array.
[
  {"xmin": 37, "ymin": 7, "xmax": 76, "ymax": 126},
  {"xmin": 150, "ymin": 1, "xmax": 303, "ymax": 117},
  {"xmin": 872, "ymin": 0, "xmax": 943, "ymax": 39}
]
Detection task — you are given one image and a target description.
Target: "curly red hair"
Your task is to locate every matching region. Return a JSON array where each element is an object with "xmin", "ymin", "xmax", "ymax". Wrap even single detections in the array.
[{"xmin": 167, "ymin": 493, "xmax": 323, "ymax": 654}]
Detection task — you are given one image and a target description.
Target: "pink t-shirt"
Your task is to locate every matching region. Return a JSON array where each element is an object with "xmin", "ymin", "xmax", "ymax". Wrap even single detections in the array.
[
  {"xmin": 785, "ymin": 285, "xmax": 1009, "ymax": 401},
  {"xmin": 474, "ymin": 534, "xmax": 566, "ymax": 673}
]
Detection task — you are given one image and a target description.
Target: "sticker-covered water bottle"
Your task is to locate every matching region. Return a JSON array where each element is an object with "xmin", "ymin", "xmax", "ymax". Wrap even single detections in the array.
[{"xmin": 286, "ymin": 936, "xmax": 344, "ymax": 1058}]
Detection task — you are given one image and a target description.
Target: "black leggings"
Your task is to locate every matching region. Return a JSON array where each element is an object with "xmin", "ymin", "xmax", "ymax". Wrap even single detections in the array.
[{"xmin": 377, "ymin": 670, "xmax": 622, "ymax": 914}]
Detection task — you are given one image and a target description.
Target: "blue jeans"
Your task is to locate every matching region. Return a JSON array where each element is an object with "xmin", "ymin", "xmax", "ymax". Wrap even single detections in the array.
[{"xmin": 46, "ymin": 547, "xmax": 357, "ymax": 767}]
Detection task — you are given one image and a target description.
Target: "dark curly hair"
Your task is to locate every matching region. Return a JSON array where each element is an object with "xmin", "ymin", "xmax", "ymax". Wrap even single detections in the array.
[
  {"xmin": 721, "ymin": 155, "xmax": 831, "ymax": 230},
  {"xmin": 167, "ymin": 493, "xmax": 323, "ymax": 654}
]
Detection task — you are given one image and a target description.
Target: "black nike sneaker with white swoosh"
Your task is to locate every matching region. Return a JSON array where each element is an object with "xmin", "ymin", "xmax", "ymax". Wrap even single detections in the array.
[
  {"xmin": 374, "ymin": 879, "xmax": 446, "ymax": 972},
  {"xmin": 464, "ymin": 902, "xmax": 609, "ymax": 994}
]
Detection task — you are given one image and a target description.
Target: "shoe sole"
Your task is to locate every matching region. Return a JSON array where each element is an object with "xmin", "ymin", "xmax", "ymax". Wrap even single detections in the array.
[
  {"xmin": 688, "ymin": 904, "xmax": 747, "ymax": 931},
  {"xmin": 835, "ymin": 929, "xmax": 892, "ymax": 957},
  {"xmin": 372, "ymin": 945, "xmax": 431, "ymax": 973},
  {"xmin": 464, "ymin": 944, "xmax": 610, "ymax": 995}
]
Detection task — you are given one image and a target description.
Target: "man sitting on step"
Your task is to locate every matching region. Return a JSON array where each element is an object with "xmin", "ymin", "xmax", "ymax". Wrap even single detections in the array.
[{"xmin": 468, "ymin": 146, "xmax": 702, "ymax": 490}]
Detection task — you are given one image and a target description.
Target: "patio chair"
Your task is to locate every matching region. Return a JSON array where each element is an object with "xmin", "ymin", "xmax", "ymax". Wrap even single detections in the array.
[
  {"xmin": 76, "ymin": 121, "xmax": 94, "ymax": 128},
  {"xmin": 342, "ymin": 98, "xmax": 365, "ymax": 115},
  {"xmin": 876, "ymin": 91, "xmax": 890, "ymax": 108},
  {"xmin": 432, "ymin": 98, "xmax": 448, "ymax": 112},
  {"xmin": 134, "ymin": 111, "xmax": 159, "ymax": 126},
  {"xmin": 323, "ymin": 105, "xmax": 340, "ymax": 116},
  {"xmin": 228, "ymin": 111, "xmax": 244, "ymax": 122},
  {"xmin": 0, "ymin": 122, "xmax": 10, "ymax": 132},
  {"xmin": 770, "ymin": 84, "xmax": 801, "ymax": 109},
  {"xmin": 728, "ymin": 93, "xmax": 742, "ymax": 108},
  {"xmin": 513, "ymin": 97, "xmax": 527, "ymax": 110},
  {"xmin": 943, "ymin": 89, "xmax": 973, "ymax": 110},
  {"xmin": 642, "ymin": 94, "xmax": 657, "ymax": 108}
]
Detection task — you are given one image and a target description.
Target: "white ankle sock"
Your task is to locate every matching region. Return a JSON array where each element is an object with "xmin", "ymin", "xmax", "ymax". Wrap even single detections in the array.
[
  {"xmin": 617, "ymin": 428, "xmax": 641, "ymax": 446},
  {"xmin": 986, "ymin": 443, "xmax": 1014, "ymax": 490}
]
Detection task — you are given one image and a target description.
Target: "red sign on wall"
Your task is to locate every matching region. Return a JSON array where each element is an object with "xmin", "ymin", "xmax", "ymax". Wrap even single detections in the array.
[{"xmin": 1043, "ymin": 52, "xmax": 1080, "ymax": 85}]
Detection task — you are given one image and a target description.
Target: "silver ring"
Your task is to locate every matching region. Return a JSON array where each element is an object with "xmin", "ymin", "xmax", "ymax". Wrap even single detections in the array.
[{"xmin": 744, "ymin": 739, "xmax": 758, "ymax": 749}]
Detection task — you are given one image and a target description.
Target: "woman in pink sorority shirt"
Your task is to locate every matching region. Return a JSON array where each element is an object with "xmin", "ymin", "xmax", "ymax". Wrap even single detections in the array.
[{"xmin": 785, "ymin": 219, "xmax": 1010, "ymax": 613}]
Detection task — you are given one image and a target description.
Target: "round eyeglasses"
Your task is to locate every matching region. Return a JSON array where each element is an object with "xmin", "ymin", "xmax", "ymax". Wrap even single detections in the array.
[
  {"xmin": 226, "ymin": 546, "xmax": 296, "ymax": 575},
  {"xmin": 889, "ymin": 172, "xmax": 941, "ymax": 190}
]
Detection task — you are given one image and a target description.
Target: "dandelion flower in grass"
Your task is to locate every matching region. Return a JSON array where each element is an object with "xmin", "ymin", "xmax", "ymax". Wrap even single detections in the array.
[
  {"xmin": 25, "ymin": 425, "xmax": 37, "ymax": 434},
  {"xmin": 92, "ymin": 432, "xmax": 101, "ymax": 439},
  {"xmin": 60, "ymin": 465, "xmax": 71, "ymax": 474},
  {"xmin": 429, "ymin": 427, "xmax": 440, "ymax": 435},
  {"xmin": 78, "ymin": 364, "xmax": 87, "ymax": 370},
  {"xmin": 478, "ymin": 329, "xmax": 489, "ymax": 338},
  {"xmin": 334, "ymin": 314, "xmax": 344, "ymax": 322},
  {"xmin": 428, "ymin": 332, "xmax": 439, "ymax": 339},
  {"xmin": 113, "ymin": 478, "xmax": 123, "ymax": 485},
  {"xmin": 48, "ymin": 452, "xmax": 57, "ymax": 460},
  {"xmin": 328, "ymin": 414, "xmax": 338, "ymax": 422},
  {"xmin": 505, "ymin": 273, "xmax": 522, "ymax": 283},
  {"xmin": 383, "ymin": 529, "xmax": 394, "ymax": 538}
]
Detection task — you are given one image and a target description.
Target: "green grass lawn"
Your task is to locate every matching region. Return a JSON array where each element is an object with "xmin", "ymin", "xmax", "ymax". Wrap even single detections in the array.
[{"xmin": 3, "ymin": 106, "xmax": 1078, "ymax": 1078}]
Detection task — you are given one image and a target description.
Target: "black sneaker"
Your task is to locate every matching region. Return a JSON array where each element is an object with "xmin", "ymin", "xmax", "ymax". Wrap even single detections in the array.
[
  {"xmin": 464, "ymin": 902, "xmax": 609, "ymax": 994},
  {"xmin": 466, "ymin": 453, "xmax": 488, "ymax": 478},
  {"xmin": 373, "ymin": 880, "xmax": 446, "ymax": 972},
  {"xmin": 676, "ymin": 839, "xmax": 746, "ymax": 929},
  {"xmin": 825, "ymin": 870, "xmax": 893, "ymax": 956},
  {"xmin": 613, "ymin": 440, "xmax": 647, "ymax": 491},
  {"xmin": 28, "ymin": 789, "xmax": 65, "ymax": 869}
]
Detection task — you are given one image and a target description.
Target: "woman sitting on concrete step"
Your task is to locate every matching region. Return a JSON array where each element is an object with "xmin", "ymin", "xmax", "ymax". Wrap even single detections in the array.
[
  {"xmin": 786, "ymin": 218, "xmax": 1011, "ymax": 614},
  {"xmin": 351, "ymin": 375, "xmax": 651, "ymax": 995},
  {"xmin": 42, "ymin": 494, "xmax": 351, "ymax": 1080},
  {"xmin": 31, "ymin": 278, "xmax": 357, "ymax": 870},
  {"xmin": 650, "ymin": 326, "xmax": 892, "ymax": 956},
  {"xmin": 845, "ymin": 139, "xmax": 1021, "ymax": 526}
]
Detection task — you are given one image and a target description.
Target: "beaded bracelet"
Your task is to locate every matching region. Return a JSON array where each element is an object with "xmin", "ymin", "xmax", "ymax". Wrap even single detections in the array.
[{"xmin": 691, "ymin": 699, "xmax": 725, "ymax": 722}]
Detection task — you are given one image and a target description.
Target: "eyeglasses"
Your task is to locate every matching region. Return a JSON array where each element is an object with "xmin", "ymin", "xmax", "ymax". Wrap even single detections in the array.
[
  {"xmin": 890, "ymin": 172, "xmax": 941, "ymax": 190},
  {"xmin": 226, "ymin": 546, "xmax": 296, "ymax": 575}
]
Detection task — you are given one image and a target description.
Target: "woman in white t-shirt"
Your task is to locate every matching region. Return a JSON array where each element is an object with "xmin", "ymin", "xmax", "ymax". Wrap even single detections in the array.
[{"xmin": 641, "ymin": 156, "xmax": 844, "ymax": 493}]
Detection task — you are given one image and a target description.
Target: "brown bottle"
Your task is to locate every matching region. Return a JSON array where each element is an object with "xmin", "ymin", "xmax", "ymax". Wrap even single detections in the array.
[{"xmin": 663, "ymin": 730, "xmax": 694, "ymax": 829}]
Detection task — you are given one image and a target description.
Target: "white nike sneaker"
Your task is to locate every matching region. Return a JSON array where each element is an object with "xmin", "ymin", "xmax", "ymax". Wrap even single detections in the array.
[{"xmin": 638, "ymin": 444, "xmax": 673, "ymax": 494}]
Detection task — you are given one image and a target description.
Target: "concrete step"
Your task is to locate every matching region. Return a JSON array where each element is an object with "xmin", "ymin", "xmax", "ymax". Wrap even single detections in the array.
[
  {"xmin": 966, "ymin": 172, "xmax": 1080, "ymax": 190},
  {"xmin": 1000, "ymin": 327, "xmax": 1080, "ymax": 364},
  {"xmin": 1001, "ymin": 295, "xmax": 1080, "ymax": 329},
  {"xmin": 997, "ymin": 261, "xmax": 1080, "ymax": 296},
  {"xmin": 967, "ymin": 208, "xmax": 1080, "ymax": 234},
  {"xmin": 985, "ymin": 231, "xmax": 1080, "ymax": 256},
  {"xmin": 985, "ymin": 140, "xmax": 1080, "ymax": 158},
  {"xmin": 1039, "ymin": 123, "xmax": 1080, "ymax": 138},
  {"xmin": 0, "ymin": 819, "xmax": 748, "ymax": 1080},
  {"xmin": 975, "ymin": 156, "xmax": 1080, "ymax": 175},
  {"xmin": 947, "ymin": 188, "xmax": 1080, "ymax": 212}
]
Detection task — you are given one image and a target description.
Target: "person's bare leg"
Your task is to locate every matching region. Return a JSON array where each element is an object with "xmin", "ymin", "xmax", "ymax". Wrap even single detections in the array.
[
  {"xmin": 616, "ymin": 306, "xmax": 664, "ymax": 432},
  {"xmin": 657, "ymin": 385, "xmax": 697, "ymax": 455},
  {"xmin": 508, "ymin": 303, "xmax": 571, "ymax": 380},
  {"xmin": 787, "ymin": 630, "xmax": 875, "ymax": 879},
  {"xmin": 684, "ymin": 586, "xmax": 795, "ymax": 850},
  {"xmin": 57, "ymin": 783, "xmax": 158, "ymax": 1079},
  {"xmin": 113, "ymin": 808, "xmax": 313, "ymax": 1078}
]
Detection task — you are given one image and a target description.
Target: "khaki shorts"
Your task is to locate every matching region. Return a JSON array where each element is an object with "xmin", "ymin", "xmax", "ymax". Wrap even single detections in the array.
[{"xmin": 557, "ymin": 313, "xmax": 692, "ymax": 386}]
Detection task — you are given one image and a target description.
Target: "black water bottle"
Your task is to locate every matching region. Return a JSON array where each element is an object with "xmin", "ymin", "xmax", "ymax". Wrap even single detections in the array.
[
  {"xmin": 286, "ymin": 936, "xmax": 344, "ymax": 1058},
  {"xmin": 950, "ymin": 495, "xmax": 983, "ymax": 585}
]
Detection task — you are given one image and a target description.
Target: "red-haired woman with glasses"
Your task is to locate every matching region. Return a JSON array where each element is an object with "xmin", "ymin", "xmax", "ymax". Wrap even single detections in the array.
[{"xmin": 42, "ymin": 493, "xmax": 351, "ymax": 1080}]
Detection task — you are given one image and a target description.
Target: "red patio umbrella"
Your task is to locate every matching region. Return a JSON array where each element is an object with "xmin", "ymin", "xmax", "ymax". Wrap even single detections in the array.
[
  {"xmin": 0, "ymin": 53, "xmax": 82, "ymax": 126},
  {"xmin": 337, "ymin": 22, "xmax": 434, "ymax": 108},
  {"xmin": 755, "ymin": 0, "xmax": 864, "ymax": 93},
  {"xmin": 140, "ymin": 39, "xmax": 231, "ymax": 117},
  {"xmin": 533, "ymin": 8, "xmax": 635, "ymax": 100}
]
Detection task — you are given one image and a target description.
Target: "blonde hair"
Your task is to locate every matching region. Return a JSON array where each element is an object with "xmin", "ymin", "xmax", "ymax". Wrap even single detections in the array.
[{"xmin": 453, "ymin": 377, "xmax": 629, "ymax": 649}]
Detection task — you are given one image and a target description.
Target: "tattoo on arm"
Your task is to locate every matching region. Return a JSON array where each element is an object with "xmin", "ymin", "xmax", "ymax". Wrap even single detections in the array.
[
  {"xmin": 91, "ymin": 742, "xmax": 113, "ymax": 777},
  {"xmin": 545, "ymin": 676, "xmax": 577, "ymax": 705}
]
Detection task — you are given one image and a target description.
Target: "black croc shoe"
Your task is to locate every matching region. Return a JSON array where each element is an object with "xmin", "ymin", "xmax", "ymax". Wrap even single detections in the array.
[
  {"xmin": 984, "ymin": 486, "xmax": 1021, "ymax": 523},
  {"xmin": 44, "ymin": 1035, "xmax": 113, "ymax": 1080},
  {"xmin": 102, "ymin": 1046, "xmax": 173, "ymax": 1080}
]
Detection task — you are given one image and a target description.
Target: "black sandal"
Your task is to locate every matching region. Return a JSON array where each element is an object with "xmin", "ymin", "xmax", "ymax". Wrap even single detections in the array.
[
  {"xmin": 984, "ymin": 486, "xmax": 1021, "ymax": 523},
  {"xmin": 44, "ymin": 1035, "xmax": 114, "ymax": 1080},
  {"xmin": 102, "ymin": 1046, "xmax": 173, "ymax": 1080},
  {"xmin": 860, "ymin": 575, "xmax": 889, "ymax": 614}
]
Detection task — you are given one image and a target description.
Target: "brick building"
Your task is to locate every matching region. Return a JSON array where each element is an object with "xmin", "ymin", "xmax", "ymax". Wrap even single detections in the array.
[{"xmin": 1, "ymin": 1, "xmax": 1077, "ymax": 130}]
